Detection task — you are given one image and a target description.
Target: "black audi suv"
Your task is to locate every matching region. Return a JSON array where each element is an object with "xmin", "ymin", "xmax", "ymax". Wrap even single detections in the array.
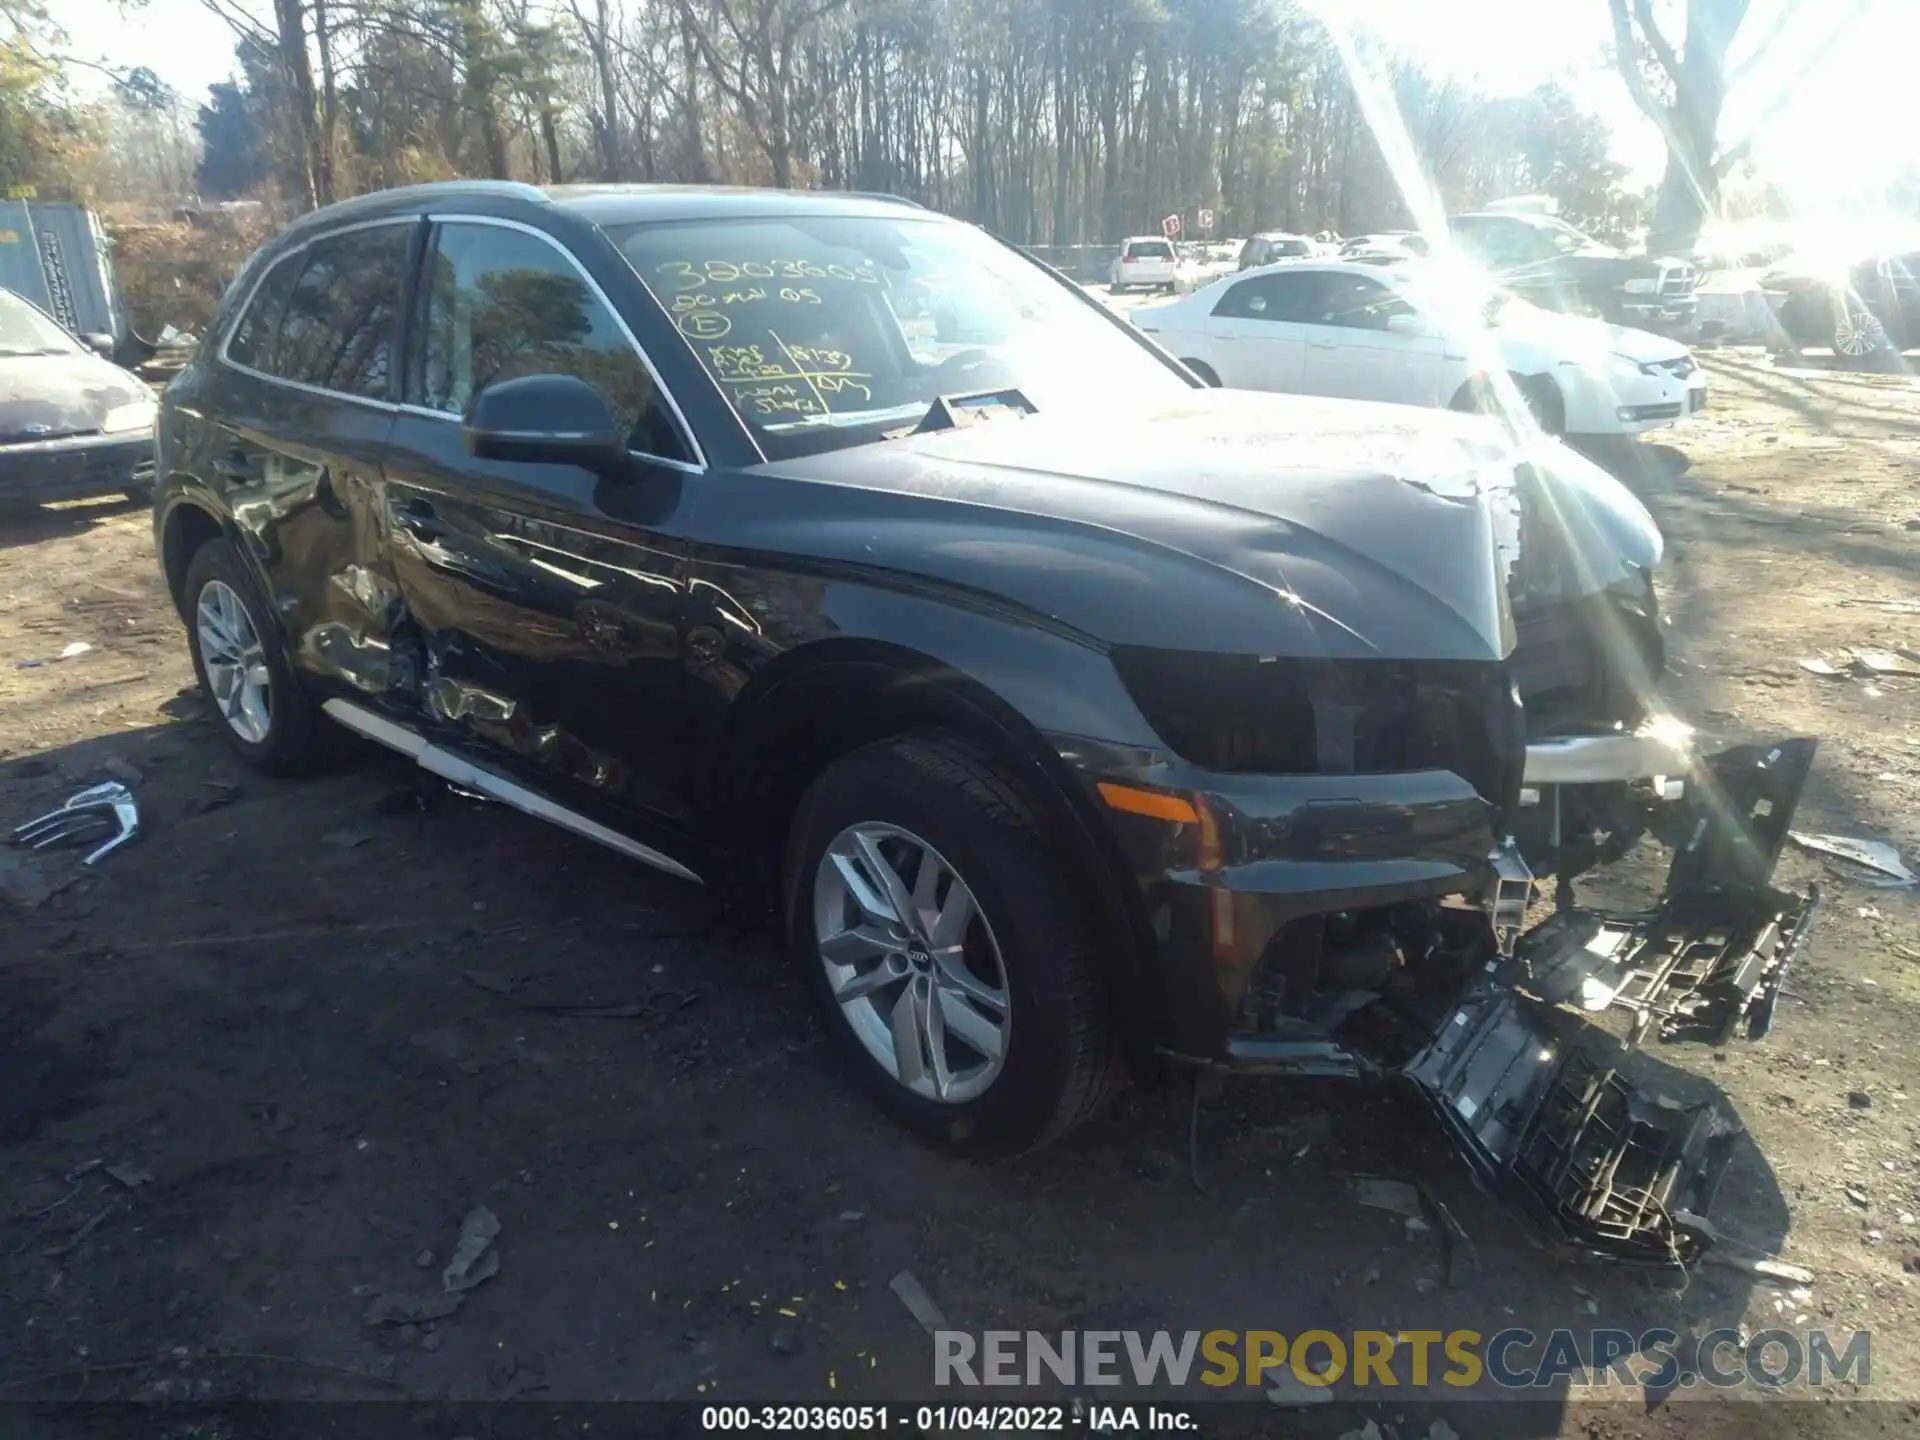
[{"xmin": 152, "ymin": 181, "xmax": 1816, "ymax": 1262}]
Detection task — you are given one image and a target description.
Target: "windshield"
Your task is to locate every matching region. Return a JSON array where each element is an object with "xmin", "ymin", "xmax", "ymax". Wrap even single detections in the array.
[
  {"xmin": 611, "ymin": 215, "xmax": 1190, "ymax": 460},
  {"xmin": 0, "ymin": 289, "xmax": 80, "ymax": 357},
  {"xmin": 1531, "ymin": 216, "xmax": 1610, "ymax": 255}
]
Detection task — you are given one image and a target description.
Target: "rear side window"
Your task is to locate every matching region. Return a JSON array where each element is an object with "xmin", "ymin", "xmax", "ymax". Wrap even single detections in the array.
[
  {"xmin": 414, "ymin": 221, "xmax": 687, "ymax": 461},
  {"xmin": 224, "ymin": 253, "xmax": 301, "ymax": 375},
  {"xmin": 1125, "ymin": 241, "xmax": 1173, "ymax": 261},
  {"xmin": 227, "ymin": 224, "xmax": 411, "ymax": 399}
]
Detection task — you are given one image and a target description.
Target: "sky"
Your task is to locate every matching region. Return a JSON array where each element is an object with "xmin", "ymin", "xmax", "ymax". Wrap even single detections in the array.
[{"xmin": 53, "ymin": 0, "xmax": 1920, "ymax": 209}]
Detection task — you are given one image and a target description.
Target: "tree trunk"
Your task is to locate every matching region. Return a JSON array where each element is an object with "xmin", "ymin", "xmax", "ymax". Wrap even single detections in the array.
[
  {"xmin": 270, "ymin": 0, "xmax": 321, "ymax": 210},
  {"xmin": 592, "ymin": 0, "xmax": 625, "ymax": 180},
  {"xmin": 540, "ymin": 106, "xmax": 564, "ymax": 183},
  {"xmin": 1646, "ymin": 0, "xmax": 1748, "ymax": 254},
  {"xmin": 313, "ymin": 0, "xmax": 338, "ymax": 203}
]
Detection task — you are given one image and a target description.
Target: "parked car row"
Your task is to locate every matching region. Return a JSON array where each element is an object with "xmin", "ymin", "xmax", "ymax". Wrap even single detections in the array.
[{"xmin": 131, "ymin": 181, "xmax": 1818, "ymax": 1267}]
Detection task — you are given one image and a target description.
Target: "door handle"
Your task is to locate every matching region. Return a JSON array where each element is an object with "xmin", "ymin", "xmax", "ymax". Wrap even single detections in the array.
[
  {"xmin": 1309, "ymin": 341, "xmax": 1339, "ymax": 350},
  {"xmin": 390, "ymin": 498, "xmax": 446, "ymax": 543}
]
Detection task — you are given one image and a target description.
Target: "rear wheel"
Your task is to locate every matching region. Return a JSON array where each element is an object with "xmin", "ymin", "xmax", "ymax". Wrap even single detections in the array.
[
  {"xmin": 182, "ymin": 538, "xmax": 328, "ymax": 775},
  {"xmin": 1182, "ymin": 359, "xmax": 1221, "ymax": 387},
  {"xmin": 784, "ymin": 732, "xmax": 1116, "ymax": 1156}
]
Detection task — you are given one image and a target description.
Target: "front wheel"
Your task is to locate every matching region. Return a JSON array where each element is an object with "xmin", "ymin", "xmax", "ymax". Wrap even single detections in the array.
[
  {"xmin": 1833, "ymin": 304, "xmax": 1888, "ymax": 358},
  {"xmin": 182, "ymin": 538, "xmax": 328, "ymax": 774},
  {"xmin": 783, "ymin": 732, "xmax": 1116, "ymax": 1156},
  {"xmin": 1182, "ymin": 359, "xmax": 1221, "ymax": 387}
]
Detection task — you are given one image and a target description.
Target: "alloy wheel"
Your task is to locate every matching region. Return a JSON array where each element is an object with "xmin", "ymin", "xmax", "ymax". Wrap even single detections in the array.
[
  {"xmin": 1834, "ymin": 308, "xmax": 1886, "ymax": 358},
  {"xmin": 812, "ymin": 822, "xmax": 1012, "ymax": 1103},
  {"xmin": 195, "ymin": 579, "xmax": 272, "ymax": 744}
]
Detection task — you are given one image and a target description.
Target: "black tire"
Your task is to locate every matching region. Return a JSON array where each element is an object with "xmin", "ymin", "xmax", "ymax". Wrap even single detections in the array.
[
  {"xmin": 1182, "ymin": 359, "xmax": 1221, "ymax": 387},
  {"xmin": 123, "ymin": 482, "xmax": 155, "ymax": 505},
  {"xmin": 783, "ymin": 731, "xmax": 1117, "ymax": 1156},
  {"xmin": 1109, "ymin": 281, "xmax": 1128, "ymax": 295},
  {"xmin": 1520, "ymin": 375, "xmax": 1566, "ymax": 435},
  {"xmin": 182, "ymin": 537, "xmax": 328, "ymax": 775}
]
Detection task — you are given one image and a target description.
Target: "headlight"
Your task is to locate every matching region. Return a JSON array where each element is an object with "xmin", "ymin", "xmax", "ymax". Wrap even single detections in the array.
[
  {"xmin": 1620, "ymin": 277, "xmax": 1658, "ymax": 295},
  {"xmin": 1108, "ymin": 647, "xmax": 1522, "ymax": 805},
  {"xmin": 1607, "ymin": 352, "xmax": 1654, "ymax": 380},
  {"xmin": 101, "ymin": 399, "xmax": 157, "ymax": 434}
]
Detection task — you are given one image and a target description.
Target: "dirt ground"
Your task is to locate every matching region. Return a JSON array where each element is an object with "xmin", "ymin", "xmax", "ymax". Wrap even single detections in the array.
[{"xmin": 3, "ymin": 350, "xmax": 1920, "ymax": 1434}]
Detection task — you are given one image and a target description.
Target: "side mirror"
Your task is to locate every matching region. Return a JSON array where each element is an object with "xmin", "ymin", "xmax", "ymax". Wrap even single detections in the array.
[
  {"xmin": 1385, "ymin": 312, "xmax": 1433, "ymax": 338},
  {"xmin": 463, "ymin": 374, "xmax": 624, "ymax": 471},
  {"xmin": 80, "ymin": 332, "xmax": 115, "ymax": 358}
]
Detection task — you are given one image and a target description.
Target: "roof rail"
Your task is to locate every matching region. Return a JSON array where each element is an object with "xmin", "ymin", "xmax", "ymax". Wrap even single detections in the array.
[{"xmin": 292, "ymin": 180, "xmax": 549, "ymax": 226}]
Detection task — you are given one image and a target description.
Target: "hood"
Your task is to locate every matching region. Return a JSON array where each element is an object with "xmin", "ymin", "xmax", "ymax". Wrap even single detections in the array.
[
  {"xmin": 1494, "ymin": 307, "xmax": 1691, "ymax": 365},
  {"xmin": 0, "ymin": 351, "xmax": 150, "ymax": 442},
  {"xmin": 762, "ymin": 391, "xmax": 1657, "ymax": 665}
]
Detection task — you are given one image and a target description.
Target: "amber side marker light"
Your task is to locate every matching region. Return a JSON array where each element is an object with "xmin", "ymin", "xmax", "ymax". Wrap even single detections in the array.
[{"xmin": 1096, "ymin": 782, "xmax": 1200, "ymax": 825}]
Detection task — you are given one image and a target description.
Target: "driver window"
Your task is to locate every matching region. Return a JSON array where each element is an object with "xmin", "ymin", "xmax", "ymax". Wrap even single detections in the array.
[
  {"xmin": 1311, "ymin": 275, "xmax": 1411, "ymax": 331},
  {"xmin": 416, "ymin": 221, "xmax": 688, "ymax": 460}
]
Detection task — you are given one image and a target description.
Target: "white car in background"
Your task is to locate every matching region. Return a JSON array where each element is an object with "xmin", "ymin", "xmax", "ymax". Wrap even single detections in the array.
[
  {"xmin": 1130, "ymin": 258, "xmax": 1706, "ymax": 435},
  {"xmin": 1108, "ymin": 236, "xmax": 1201, "ymax": 294}
]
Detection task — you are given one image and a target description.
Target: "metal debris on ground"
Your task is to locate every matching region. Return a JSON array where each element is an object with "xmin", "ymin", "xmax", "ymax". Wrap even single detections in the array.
[
  {"xmin": 363, "ymin": 1291, "xmax": 464, "ymax": 1328},
  {"xmin": 1351, "ymin": 1177, "xmax": 1423, "ymax": 1219},
  {"xmin": 441, "ymin": 1205, "xmax": 501, "ymax": 1294},
  {"xmin": 1787, "ymin": 831, "xmax": 1914, "ymax": 886},
  {"xmin": 1336, "ymin": 1420, "xmax": 1383, "ymax": 1440},
  {"xmin": 104, "ymin": 1163, "xmax": 153, "ymax": 1189},
  {"xmin": 1795, "ymin": 657, "xmax": 1844, "ymax": 677},
  {"xmin": 1845, "ymin": 1187, "xmax": 1871, "ymax": 1209},
  {"xmin": 1851, "ymin": 649, "xmax": 1920, "ymax": 677},
  {"xmin": 887, "ymin": 1270, "xmax": 951, "ymax": 1335},
  {"xmin": 10, "ymin": 782, "xmax": 140, "ymax": 865},
  {"xmin": 320, "ymin": 826, "xmax": 376, "ymax": 848},
  {"xmin": 1416, "ymin": 1182, "xmax": 1482, "ymax": 1289},
  {"xmin": 1701, "ymin": 1250, "xmax": 1815, "ymax": 1287}
]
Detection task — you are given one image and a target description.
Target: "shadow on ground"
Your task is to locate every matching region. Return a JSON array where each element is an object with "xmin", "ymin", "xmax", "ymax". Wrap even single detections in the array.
[{"xmin": 0, "ymin": 709, "xmax": 1794, "ymax": 1425}]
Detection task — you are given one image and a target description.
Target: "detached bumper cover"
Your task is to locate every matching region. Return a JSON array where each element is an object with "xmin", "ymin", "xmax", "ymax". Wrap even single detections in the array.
[
  {"xmin": 0, "ymin": 431, "xmax": 153, "ymax": 501},
  {"xmin": 1406, "ymin": 736, "xmax": 1821, "ymax": 1263}
]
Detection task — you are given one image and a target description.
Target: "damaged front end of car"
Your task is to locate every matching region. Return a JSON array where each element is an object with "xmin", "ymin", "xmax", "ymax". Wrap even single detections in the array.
[
  {"xmin": 1088, "ymin": 433, "xmax": 1820, "ymax": 1268},
  {"xmin": 1192, "ymin": 730, "xmax": 1819, "ymax": 1267}
]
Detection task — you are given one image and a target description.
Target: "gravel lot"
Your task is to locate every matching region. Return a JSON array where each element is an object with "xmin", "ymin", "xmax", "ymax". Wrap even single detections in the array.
[{"xmin": 2, "ymin": 350, "xmax": 1918, "ymax": 1433}]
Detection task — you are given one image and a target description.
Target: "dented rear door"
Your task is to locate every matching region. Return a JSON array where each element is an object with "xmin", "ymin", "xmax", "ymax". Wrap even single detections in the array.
[{"xmin": 209, "ymin": 219, "xmax": 417, "ymax": 700}]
